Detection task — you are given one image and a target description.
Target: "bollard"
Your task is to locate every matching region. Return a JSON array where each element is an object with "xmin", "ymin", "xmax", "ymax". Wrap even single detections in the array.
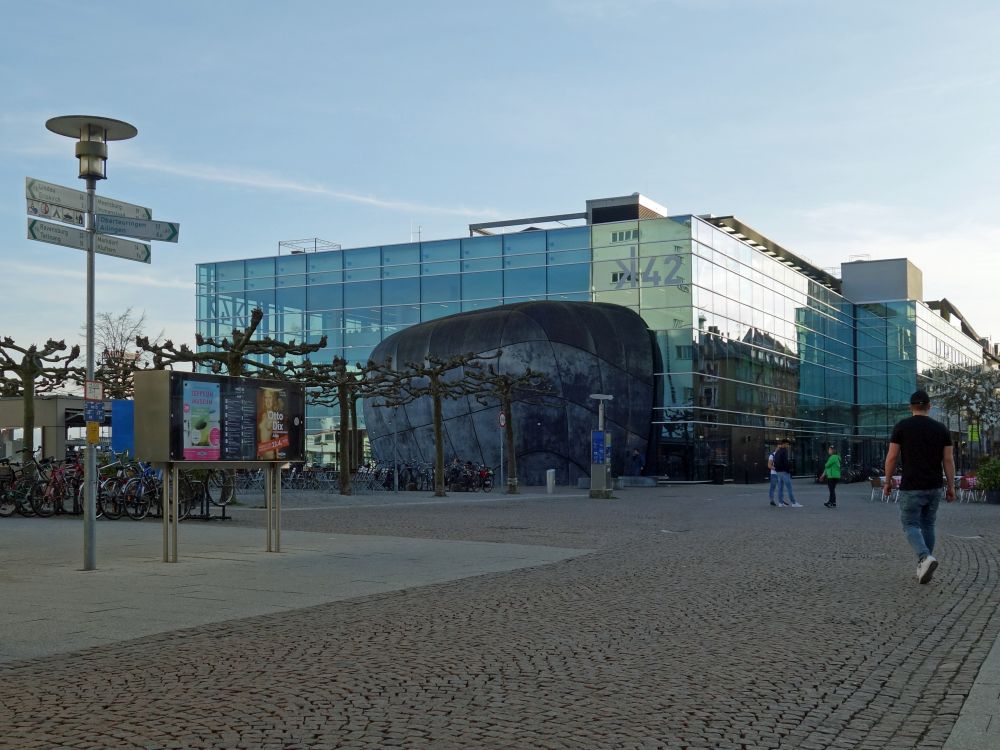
[{"xmin": 545, "ymin": 469, "xmax": 555, "ymax": 494}]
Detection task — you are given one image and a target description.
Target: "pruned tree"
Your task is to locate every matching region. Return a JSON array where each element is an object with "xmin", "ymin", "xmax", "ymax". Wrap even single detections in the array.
[
  {"xmin": 924, "ymin": 364, "xmax": 1000, "ymax": 462},
  {"xmin": 136, "ymin": 307, "xmax": 326, "ymax": 377},
  {"xmin": 384, "ymin": 351, "xmax": 499, "ymax": 497},
  {"xmin": 0, "ymin": 337, "xmax": 81, "ymax": 461},
  {"xmin": 467, "ymin": 359, "xmax": 554, "ymax": 493},
  {"xmin": 86, "ymin": 307, "xmax": 163, "ymax": 399},
  {"xmin": 292, "ymin": 357, "xmax": 392, "ymax": 495}
]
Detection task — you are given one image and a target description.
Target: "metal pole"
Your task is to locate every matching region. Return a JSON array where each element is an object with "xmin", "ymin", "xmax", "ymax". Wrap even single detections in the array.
[
  {"xmin": 392, "ymin": 406, "xmax": 398, "ymax": 493},
  {"xmin": 161, "ymin": 466, "xmax": 170, "ymax": 562},
  {"xmin": 499, "ymin": 425, "xmax": 504, "ymax": 489},
  {"xmin": 83, "ymin": 177, "xmax": 97, "ymax": 571}
]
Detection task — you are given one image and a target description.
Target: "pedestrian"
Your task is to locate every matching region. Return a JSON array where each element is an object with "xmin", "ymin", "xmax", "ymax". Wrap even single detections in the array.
[
  {"xmin": 767, "ymin": 449, "xmax": 779, "ymax": 506},
  {"xmin": 630, "ymin": 448, "xmax": 644, "ymax": 476},
  {"xmin": 883, "ymin": 389, "xmax": 956, "ymax": 584},
  {"xmin": 820, "ymin": 445, "xmax": 841, "ymax": 508},
  {"xmin": 773, "ymin": 438, "xmax": 801, "ymax": 507}
]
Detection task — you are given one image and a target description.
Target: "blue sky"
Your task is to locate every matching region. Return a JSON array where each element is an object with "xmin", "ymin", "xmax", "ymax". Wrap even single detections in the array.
[{"xmin": 3, "ymin": 0, "xmax": 999, "ymax": 349}]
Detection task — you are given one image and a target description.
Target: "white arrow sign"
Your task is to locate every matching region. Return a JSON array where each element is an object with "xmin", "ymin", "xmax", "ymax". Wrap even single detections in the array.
[
  {"xmin": 95, "ymin": 234, "xmax": 152, "ymax": 263},
  {"xmin": 26, "ymin": 199, "xmax": 85, "ymax": 226},
  {"xmin": 26, "ymin": 177, "xmax": 152, "ymax": 220},
  {"xmin": 25, "ymin": 177, "xmax": 87, "ymax": 212},
  {"xmin": 27, "ymin": 218, "xmax": 88, "ymax": 249},
  {"xmin": 94, "ymin": 195, "xmax": 152, "ymax": 221},
  {"xmin": 27, "ymin": 218, "xmax": 151, "ymax": 263},
  {"xmin": 95, "ymin": 214, "xmax": 179, "ymax": 243}
]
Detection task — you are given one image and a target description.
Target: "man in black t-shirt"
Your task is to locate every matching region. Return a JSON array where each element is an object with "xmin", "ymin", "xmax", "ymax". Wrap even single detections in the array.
[{"xmin": 883, "ymin": 389, "xmax": 955, "ymax": 584}]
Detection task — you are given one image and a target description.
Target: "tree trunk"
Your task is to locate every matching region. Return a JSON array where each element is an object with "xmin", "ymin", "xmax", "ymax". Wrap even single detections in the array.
[
  {"xmin": 503, "ymin": 396, "xmax": 518, "ymax": 494},
  {"xmin": 350, "ymin": 396, "xmax": 359, "ymax": 472},
  {"xmin": 22, "ymin": 379, "xmax": 35, "ymax": 468},
  {"xmin": 338, "ymin": 385, "xmax": 352, "ymax": 495},
  {"xmin": 433, "ymin": 389, "xmax": 446, "ymax": 497}
]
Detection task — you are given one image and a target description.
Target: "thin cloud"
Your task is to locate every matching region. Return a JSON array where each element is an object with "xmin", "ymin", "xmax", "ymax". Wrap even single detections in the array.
[
  {"xmin": 8, "ymin": 262, "xmax": 190, "ymax": 290},
  {"xmin": 124, "ymin": 154, "xmax": 500, "ymax": 219}
]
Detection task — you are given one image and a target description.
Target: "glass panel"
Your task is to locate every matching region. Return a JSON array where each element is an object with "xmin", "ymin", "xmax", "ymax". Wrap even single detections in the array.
[
  {"xmin": 344, "ymin": 247, "xmax": 381, "ymax": 281},
  {"xmin": 547, "ymin": 263, "xmax": 589, "ymax": 295},
  {"xmin": 503, "ymin": 232, "xmax": 545, "ymax": 269},
  {"xmin": 382, "ymin": 305, "xmax": 421, "ymax": 326},
  {"xmin": 383, "ymin": 277, "xmax": 420, "ymax": 305},
  {"xmin": 217, "ymin": 279, "xmax": 244, "ymax": 294},
  {"xmin": 382, "ymin": 242, "xmax": 420, "ymax": 278},
  {"xmin": 421, "ymin": 274, "xmax": 461, "ymax": 303},
  {"xmin": 246, "ymin": 276, "xmax": 274, "ymax": 291},
  {"xmin": 277, "ymin": 274, "xmax": 307, "ymax": 288},
  {"xmin": 421, "ymin": 239, "xmax": 460, "ymax": 275},
  {"xmin": 216, "ymin": 260, "xmax": 244, "ymax": 281},
  {"xmin": 344, "ymin": 306, "xmax": 380, "ymax": 328},
  {"xmin": 307, "ymin": 284, "xmax": 342, "ymax": 310},
  {"xmin": 245, "ymin": 257, "xmax": 275, "ymax": 278},
  {"xmin": 344, "ymin": 280, "xmax": 380, "ymax": 309},
  {"xmin": 546, "ymin": 226, "xmax": 591, "ymax": 265},
  {"xmin": 422, "ymin": 302, "xmax": 459, "ymax": 321},
  {"xmin": 197, "ymin": 264, "xmax": 215, "ymax": 284},
  {"xmin": 277, "ymin": 286, "xmax": 307, "ymax": 311},
  {"xmin": 462, "ymin": 298, "xmax": 502, "ymax": 312},
  {"xmin": 276, "ymin": 255, "xmax": 306, "ymax": 276},
  {"xmin": 197, "ymin": 295, "xmax": 216, "ymax": 320},
  {"xmin": 463, "ymin": 271, "xmax": 502, "ymax": 300},
  {"xmin": 504, "ymin": 267, "xmax": 546, "ymax": 298},
  {"xmin": 308, "ymin": 252, "xmax": 342, "ymax": 273},
  {"xmin": 461, "ymin": 236, "xmax": 502, "ymax": 272}
]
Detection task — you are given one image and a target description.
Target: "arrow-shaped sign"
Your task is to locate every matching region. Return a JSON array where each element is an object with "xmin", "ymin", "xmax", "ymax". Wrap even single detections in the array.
[
  {"xmin": 95, "ymin": 214, "xmax": 179, "ymax": 243},
  {"xmin": 95, "ymin": 234, "xmax": 152, "ymax": 263},
  {"xmin": 26, "ymin": 177, "xmax": 152, "ymax": 220},
  {"xmin": 27, "ymin": 218, "xmax": 89, "ymax": 250}
]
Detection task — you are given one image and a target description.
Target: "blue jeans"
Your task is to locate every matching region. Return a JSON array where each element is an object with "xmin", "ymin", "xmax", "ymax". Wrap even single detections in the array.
[
  {"xmin": 776, "ymin": 472, "xmax": 796, "ymax": 503},
  {"xmin": 898, "ymin": 489, "xmax": 943, "ymax": 560},
  {"xmin": 769, "ymin": 473, "xmax": 778, "ymax": 500}
]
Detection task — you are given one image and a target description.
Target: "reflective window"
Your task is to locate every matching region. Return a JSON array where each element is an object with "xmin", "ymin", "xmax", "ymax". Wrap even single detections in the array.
[
  {"xmin": 216, "ymin": 261, "xmax": 244, "ymax": 281},
  {"xmin": 382, "ymin": 243, "xmax": 420, "ymax": 278},
  {"xmin": 308, "ymin": 252, "xmax": 342, "ymax": 273},
  {"xmin": 421, "ymin": 274, "xmax": 461, "ymax": 303},
  {"xmin": 463, "ymin": 271, "xmax": 502, "ymax": 300},
  {"xmin": 503, "ymin": 232, "xmax": 545, "ymax": 269},
  {"xmin": 546, "ymin": 227, "xmax": 591, "ymax": 265},
  {"xmin": 344, "ymin": 247, "xmax": 381, "ymax": 281},
  {"xmin": 422, "ymin": 302, "xmax": 459, "ymax": 321},
  {"xmin": 461, "ymin": 236, "xmax": 502, "ymax": 272},
  {"xmin": 276, "ymin": 255, "xmax": 306, "ymax": 276},
  {"xmin": 307, "ymin": 284, "xmax": 342, "ymax": 311},
  {"xmin": 422, "ymin": 239, "xmax": 460, "ymax": 275},
  {"xmin": 383, "ymin": 277, "xmax": 420, "ymax": 305},
  {"xmin": 344, "ymin": 280, "xmax": 380, "ymax": 309},
  {"xmin": 547, "ymin": 263, "xmax": 589, "ymax": 295},
  {"xmin": 504, "ymin": 267, "xmax": 546, "ymax": 298},
  {"xmin": 382, "ymin": 305, "xmax": 421, "ymax": 326}
]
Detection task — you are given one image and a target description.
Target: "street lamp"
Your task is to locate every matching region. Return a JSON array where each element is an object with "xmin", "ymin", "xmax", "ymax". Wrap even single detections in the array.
[
  {"xmin": 589, "ymin": 394, "xmax": 613, "ymax": 499},
  {"xmin": 46, "ymin": 116, "xmax": 137, "ymax": 572}
]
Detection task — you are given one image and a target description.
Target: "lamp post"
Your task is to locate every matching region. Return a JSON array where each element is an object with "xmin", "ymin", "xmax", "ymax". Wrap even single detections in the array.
[
  {"xmin": 589, "ymin": 393, "xmax": 613, "ymax": 499},
  {"xmin": 45, "ymin": 116, "xmax": 137, "ymax": 572}
]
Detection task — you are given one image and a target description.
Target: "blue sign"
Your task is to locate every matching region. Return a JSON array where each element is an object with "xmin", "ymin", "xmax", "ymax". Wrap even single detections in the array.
[
  {"xmin": 111, "ymin": 400, "xmax": 135, "ymax": 455},
  {"xmin": 591, "ymin": 430, "xmax": 605, "ymax": 464},
  {"xmin": 84, "ymin": 401, "xmax": 104, "ymax": 422}
]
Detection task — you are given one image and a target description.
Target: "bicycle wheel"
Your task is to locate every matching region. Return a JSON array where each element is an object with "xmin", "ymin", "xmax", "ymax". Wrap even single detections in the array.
[
  {"xmin": 206, "ymin": 470, "xmax": 236, "ymax": 506},
  {"xmin": 482, "ymin": 475, "xmax": 493, "ymax": 492},
  {"xmin": 15, "ymin": 482, "xmax": 36, "ymax": 517},
  {"xmin": 99, "ymin": 479, "xmax": 123, "ymax": 520},
  {"xmin": 0, "ymin": 485, "xmax": 15, "ymax": 517},
  {"xmin": 31, "ymin": 482, "xmax": 57, "ymax": 517},
  {"xmin": 122, "ymin": 478, "xmax": 151, "ymax": 520}
]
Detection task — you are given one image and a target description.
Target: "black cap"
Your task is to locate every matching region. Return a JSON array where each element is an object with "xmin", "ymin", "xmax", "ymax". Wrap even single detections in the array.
[{"xmin": 909, "ymin": 389, "xmax": 931, "ymax": 405}]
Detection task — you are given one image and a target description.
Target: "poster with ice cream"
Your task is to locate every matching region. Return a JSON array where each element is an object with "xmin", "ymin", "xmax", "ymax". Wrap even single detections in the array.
[{"xmin": 182, "ymin": 381, "xmax": 221, "ymax": 460}]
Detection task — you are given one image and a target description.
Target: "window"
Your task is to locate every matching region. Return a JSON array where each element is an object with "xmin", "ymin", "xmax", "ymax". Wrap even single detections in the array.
[{"xmin": 611, "ymin": 229, "xmax": 639, "ymax": 243}]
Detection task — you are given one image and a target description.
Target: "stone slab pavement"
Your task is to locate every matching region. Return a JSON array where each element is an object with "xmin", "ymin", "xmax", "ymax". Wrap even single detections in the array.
[{"xmin": 1, "ymin": 479, "xmax": 998, "ymax": 749}]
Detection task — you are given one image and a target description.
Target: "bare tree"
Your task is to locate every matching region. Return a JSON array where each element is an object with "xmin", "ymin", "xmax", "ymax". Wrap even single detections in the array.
[
  {"xmin": 385, "ymin": 352, "xmax": 498, "ymax": 497},
  {"xmin": 85, "ymin": 307, "xmax": 163, "ymax": 399},
  {"xmin": 467, "ymin": 360, "xmax": 554, "ymax": 493},
  {"xmin": 0, "ymin": 337, "xmax": 80, "ymax": 461},
  {"xmin": 137, "ymin": 307, "xmax": 325, "ymax": 377}
]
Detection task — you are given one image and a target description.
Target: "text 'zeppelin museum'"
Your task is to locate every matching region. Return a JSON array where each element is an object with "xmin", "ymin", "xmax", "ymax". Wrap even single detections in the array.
[{"xmin": 195, "ymin": 194, "xmax": 994, "ymax": 484}]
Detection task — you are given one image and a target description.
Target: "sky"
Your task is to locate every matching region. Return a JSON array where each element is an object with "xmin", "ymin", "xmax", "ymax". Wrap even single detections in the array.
[{"xmin": 2, "ymin": 0, "xmax": 999, "ymax": 353}]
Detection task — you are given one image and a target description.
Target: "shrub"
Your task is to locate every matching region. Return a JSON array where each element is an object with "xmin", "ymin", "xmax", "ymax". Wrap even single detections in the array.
[{"xmin": 974, "ymin": 457, "xmax": 1000, "ymax": 491}]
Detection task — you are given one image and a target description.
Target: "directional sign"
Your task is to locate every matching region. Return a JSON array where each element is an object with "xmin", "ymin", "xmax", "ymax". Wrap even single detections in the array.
[
  {"xmin": 84, "ymin": 401, "xmax": 104, "ymax": 422},
  {"xmin": 27, "ymin": 219, "xmax": 88, "ymax": 250},
  {"xmin": 95, "ymin": 214, "xmax": 179, "ymax": 243},
  {"xmin": 94, "ymin": 195, "xmax": 152, "ymax": 221},
  {"xmin": 25, "ymin": 177, "xmax": 88, "ymax": 212},
  {"xmin": 26, "ymin": 177, "xmax": 152, "ymax": 219},
  {"xmin": 26, "ymin": 199, "xmax": 84, "ymax": 226},
  {"xmin": 94, "ymin": 233, "xmax": 151, "ymax": 263}
]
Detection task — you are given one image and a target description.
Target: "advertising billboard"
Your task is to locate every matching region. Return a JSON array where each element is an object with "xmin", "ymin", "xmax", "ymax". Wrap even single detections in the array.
[{"xmin": 134, "ymin": 371, "xmax": 306, "ymax": 463}]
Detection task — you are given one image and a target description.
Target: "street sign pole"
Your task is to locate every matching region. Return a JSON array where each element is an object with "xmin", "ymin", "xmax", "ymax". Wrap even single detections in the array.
[{"xmin": 84, "ymin": 177, "xmax": 97, "ymax": 571}]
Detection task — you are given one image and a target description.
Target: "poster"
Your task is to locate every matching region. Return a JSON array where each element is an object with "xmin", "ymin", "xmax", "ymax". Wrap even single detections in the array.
[
  {"xmin": 256, "ymin": 386, "xmax": 290, "ymax": 459},
  {"xmin": 183, "ymin": 381, "xmax": 221, "ymax": 460}
]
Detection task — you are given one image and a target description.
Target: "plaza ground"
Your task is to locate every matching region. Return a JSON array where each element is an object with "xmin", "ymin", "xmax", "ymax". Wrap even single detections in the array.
[{"xmin": 1, "ymin": 479, "xmax": 998, "ymax": 749}]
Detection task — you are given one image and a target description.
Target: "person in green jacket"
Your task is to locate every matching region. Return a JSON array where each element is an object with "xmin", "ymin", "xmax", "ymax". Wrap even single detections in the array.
[{"xmin": 820, "ymin": 445, "xmax": 842, "ymax": 508}]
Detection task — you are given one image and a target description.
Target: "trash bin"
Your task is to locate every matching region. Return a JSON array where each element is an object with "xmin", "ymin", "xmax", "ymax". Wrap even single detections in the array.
[
  {"xmin": 545, "ymin": 469, "xmax": 556, "ymax": 494},
  {"xmin": 711, "ymin": 463, "xmax": 726, "ymax": 485}
]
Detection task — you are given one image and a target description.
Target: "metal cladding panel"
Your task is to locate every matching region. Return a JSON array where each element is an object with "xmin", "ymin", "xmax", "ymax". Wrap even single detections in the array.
[
  {"xmin": 365, "ymin": 301, "xmax": 656, "ymax": 484},
  {"xmin": 133, "ymin": 370, "xmax": 172, "ymax": 462}
]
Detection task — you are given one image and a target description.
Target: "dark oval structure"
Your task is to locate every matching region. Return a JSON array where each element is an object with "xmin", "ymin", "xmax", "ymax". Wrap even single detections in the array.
[{"xmin": 363, "ymin": 301, "xmax": 655, "ymax": 486}]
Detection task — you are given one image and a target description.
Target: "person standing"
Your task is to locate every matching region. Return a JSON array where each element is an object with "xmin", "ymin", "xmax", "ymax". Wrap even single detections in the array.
[
  {"xmin": 768, "ymin": 449, "xmax": 780, "ymax": 506},
  {"xmin": 773, "ymin": 439, "xmax": 801, "ymax": 507},
  {"xmin": 883, "ymin": 389, "xmax": 956, "ymax": 584},
  {"xmin": 820, "ymin": 445, "xmax": 841, "ymax": 508},
  {"xmin": 630, "ymin": 448, "xmax": 644, "ymax": 476}
]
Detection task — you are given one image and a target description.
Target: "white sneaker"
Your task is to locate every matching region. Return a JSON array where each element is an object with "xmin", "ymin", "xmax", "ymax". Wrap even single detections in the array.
[
  {"xmin": 789, "ymin": 502, "xmax": 803, "ymax": 508},
  {"xmin": 917, "ymin": 555, "xmax": 938, "ymax": 584}
]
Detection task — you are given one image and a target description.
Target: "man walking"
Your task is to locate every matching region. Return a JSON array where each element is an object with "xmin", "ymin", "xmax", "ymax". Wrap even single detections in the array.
[
  {"xmin": 773, "ymin": 439, "xmax": 801, "ymax": 507},
  {"xmin": 884, "ymin": 389, "xmax": 956, "ymax": 584}
]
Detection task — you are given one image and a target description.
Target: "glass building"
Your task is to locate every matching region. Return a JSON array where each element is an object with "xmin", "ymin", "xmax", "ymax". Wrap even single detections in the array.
[{"xmin": 196, "ymin": 194, "xmax": 990, "ymax": 481}]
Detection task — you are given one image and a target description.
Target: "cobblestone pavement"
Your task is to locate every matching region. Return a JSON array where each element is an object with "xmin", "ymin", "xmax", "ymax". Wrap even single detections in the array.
[{"xmin": 2, "ymin": 481, "xmax": 999, "ymax": 749}]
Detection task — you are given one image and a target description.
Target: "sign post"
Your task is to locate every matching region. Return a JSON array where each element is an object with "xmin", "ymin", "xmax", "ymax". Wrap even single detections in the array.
[{"xmin": 589, "ymin": 394, "xmax": 614, "ymax": 499}]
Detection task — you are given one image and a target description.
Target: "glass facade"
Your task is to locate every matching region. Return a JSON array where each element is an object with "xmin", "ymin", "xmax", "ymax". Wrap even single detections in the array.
[{"xmin": 196, "ymin": 211, "xmax": 987, "ymax": 478}]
